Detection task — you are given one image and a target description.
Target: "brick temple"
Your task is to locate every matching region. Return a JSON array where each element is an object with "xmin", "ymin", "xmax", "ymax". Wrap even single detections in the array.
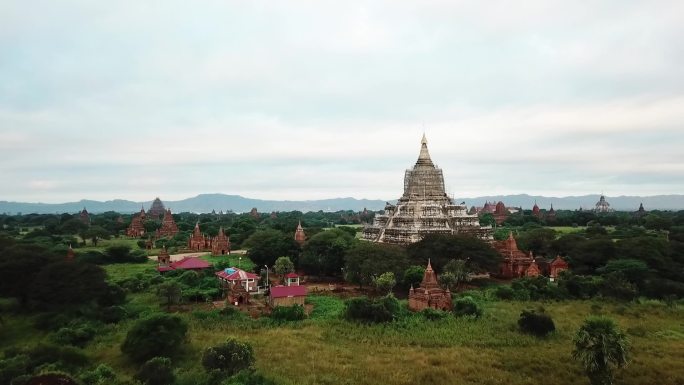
[{"xmin": 408, "ymin": 260, "xmax": 453, "ymax": 312}]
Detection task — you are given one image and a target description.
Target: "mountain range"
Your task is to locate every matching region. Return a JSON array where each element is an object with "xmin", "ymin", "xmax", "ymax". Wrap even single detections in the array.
[{"xmin": 1, "ymin": 193, "xmax": 683, "ymax": 214}]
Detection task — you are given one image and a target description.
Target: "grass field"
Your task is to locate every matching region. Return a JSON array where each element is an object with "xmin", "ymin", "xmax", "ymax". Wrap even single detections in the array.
[
  {"xmin": 73, "ymin": 289, "xmax": 684, "ymax": 385},
  {"xmin": 3, "ymin": 258, "xmax": 682, "ymax": 385},
  {"xmin": 549, "ymin": 226, "xmax": 586, "ymax": 234}
]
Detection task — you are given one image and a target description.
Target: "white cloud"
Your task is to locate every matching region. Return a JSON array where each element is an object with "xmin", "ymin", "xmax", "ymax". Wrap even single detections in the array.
[{"xmin": 0, "ymin": 0, "xmax": 683, "ymax": 202}]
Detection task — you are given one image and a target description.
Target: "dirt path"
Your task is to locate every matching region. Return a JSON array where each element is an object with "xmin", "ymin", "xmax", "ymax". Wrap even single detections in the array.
[{"xmin": 146, "ymin": 249, "xmax": 247, "ymax": 262}]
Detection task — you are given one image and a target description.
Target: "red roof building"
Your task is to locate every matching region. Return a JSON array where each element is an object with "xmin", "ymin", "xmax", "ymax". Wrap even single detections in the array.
[
  {"xmin": 269, "ymin": 285, "xmax": 307, "ymax": 307},
  {"xmin": 216, "ymin": 267, "xmax": 259, "ymax": 292},
  {"xmin": 285, "ymin": 272, "xmax": 300, "ymax": 286},
  {"xmin": 157, "ymin": 256, "xmax": 211, "ymax": 272}
]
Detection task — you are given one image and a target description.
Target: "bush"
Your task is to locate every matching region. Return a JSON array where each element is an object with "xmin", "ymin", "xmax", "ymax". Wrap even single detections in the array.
[
  {"xmin": 0, "ymin": 354, "xmax": 29, "ymax": 385},
  {"xmin": 344, "ymin": 295, "xmax": 401, "ymax": 323},
  {"xmin": 494, "ymin": 285, "xmax": 515, "ymax": 300},
  {"xmin": 23, "ymin": 373, "xmax": 79, "ymax": 385},
  {"xmin": 223, "ymin": 370, "xmax": 278, "ymax": 385},
  {"xmin": 202, "ymin": 338, "xmax": 254, "ymax": 375},
  {"xmin": 421, "ymin": 308, "xmax": 449, "ymax": 321},
  {"xmin": 51, "ymin": 324, "xmax": 96, "ymax": 347},
  {"xmin": 121, "ymin": 313, "xmax": 188, "ymax": 361},
  {"xmin": 80, "ymin": 364, "xmax": 118, "ymax": 385},
  {"xmin": 600, "ymin": 273, "xmax": 638, "ymax": 301},
  {"xmin": 99, "ymin": 306, "xmax": 127, "ymax": 324},
  {"xmin": 453, "ymin": 297, "xmax": 482, "ymax": 318},
  {"xmin": 270, "ymin": 305, "xmax": 306, "ymax": 321},
  {"xmin": 218, "ymin": 306, "xmax": 245, "ymax": 320},
  {"xmin": 518, "ymin": 310, "xmax": 555, "ymax": 337},
  {"xmin": 136, "ymin": 357, "xmax": 175, "ymax": 385}
]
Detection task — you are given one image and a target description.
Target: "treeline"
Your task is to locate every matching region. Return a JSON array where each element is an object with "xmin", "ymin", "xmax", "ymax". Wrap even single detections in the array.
[
  {"xmin": 0, "ymin": 209, "xmax": 374, "ymax": 250},
  {"xmin": 496, "ymin": 208, "xmax": 684, "ymax": 229}
]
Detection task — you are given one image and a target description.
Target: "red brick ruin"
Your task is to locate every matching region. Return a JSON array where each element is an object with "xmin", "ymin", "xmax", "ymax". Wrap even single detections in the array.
[{"xmin": 408, "ymin": 260, "xmax": 453, "ymax": 312}]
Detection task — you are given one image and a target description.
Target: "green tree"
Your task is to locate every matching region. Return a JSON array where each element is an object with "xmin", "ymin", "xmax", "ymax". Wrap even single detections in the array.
[
  {"xmin": 59, "ymin": 218, "xmax": 88, "ymax": 235},
  {"xmin": 244, "ymin": 230, "xmax": 300, "ymax": 267},
  {"xmin": 121, "ymin": 313, "xmax": 188, "ymax": 361},
  {"xmin": 135, "ymin": 357, "xmax": 175, "ymax": 385},
  {"xmin": 30, "ymin": 261, "xmax": 109, "ymax": 307},
  {"xmin": 373, "ymin": 272, "xmax": 396, "ymax": 295},
  {"xmin": 201, "ymin": 338, "xmax": 254, "ymax": 375},
  {"xmin": 156, "ymin": 281, "xmax": 182, "ymax": 310},
  {"xmin": 274, "ymin": 256, "xmax": 295, "ymax": 278},
  {"xmin": 516, "ymin": 227, "xmax": 557, "ymax": 256},
  {"xmin": 407, "ymin": 234, "xmax": 500, "ymax": 272},
  {"xmin": 344, "ymin": 242, "xmax": 408, "ymax": 288},
  {"xmin": 402, "ymin": 265, "xmax": 425, "ymax": 289},
  {"xmin": 85, "ymin": 225, "xmax": 111, "ymax": 246},
  {"xmin": 438, "ymin": 272, "xmax": 457, "ymax": 290},
  {"xmin": 598, "ymin": 259, "xmax": 651, "ymax": 289},
  {"xmin": 479, "ymin": 213, "xmax": 496, "ymax": 227},
  {"xmin": 0, "ymin": 244, "xmax": 60, "ymax": 305},
  {"xmin": 572, "ymin": 317, "xmax": 630, "ymax": 385},
  {"xmin": 443, "ymin": 259, "xmax": 471, "ymax": 290},
  {"xmin": 301, "ymin": 228, "xmax": 355, "ymax": 276}
]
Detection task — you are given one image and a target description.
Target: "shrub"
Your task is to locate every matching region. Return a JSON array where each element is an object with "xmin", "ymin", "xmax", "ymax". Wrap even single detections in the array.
[
  {"xmin": 453, "ymin": 297, "xmax": 482, "ymax": 318},
  {"xmin": 24, "ymin": 373, "xmax": 78, "ymax": 385},
  {"xmin": 224, "ymin": 370, "xmax": 278, "ymax": 385},
  {"xmin": 121, "ymin": 313, "xmax": 188, "ymax": 361},
  {"xmin": 25, "ymin": 343, "xmax": 90, "ymax": 371},
  {"xmin": 494, "ymin": 285, "xmax": 515, "ymax": 300},
  {"xmin": 135, "ymin": 357, "xmax": 175, "ymax": 385},
  {"xmin": 344, "ymin": 295, "xmax": 401, "ymax": 323},
  {"xmin": 421, "ymin": 308, "xmax": 449, "ymax": 321},
  {"xmin": 80, "ymin": 364, "xmax": 118, "ymax": 385},
  {"xmin": 600, "ymin": 273, "xmax": 638, "ymax": 301},
  {"xmin": 219, "ymin": 306, "xmax": 245, "ymax": 319},
  {"xmin": 202, "ymin": 338, "xmax": 254, "ymax": 375},
  {"xmin": 271, "ymin": 305, "xmax": 306, "ymax": 321},
  {"xmin": 100, "ymin": 306, "xmax": 127, "ymax": 324},
  {"xmin": 51, "ymin": 324, "xmax": 96, "ymax": 347},
  {"xmin": 0, "ymin": 354, "xmax": 29, "ymax": 385},
  {"xmin": 518, "ymin": 310, "xmax": 555, "ymax": 337}
]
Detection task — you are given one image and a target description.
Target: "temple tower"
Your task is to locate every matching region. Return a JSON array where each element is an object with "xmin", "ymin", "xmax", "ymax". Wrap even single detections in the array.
[
  {"xmin": 362, "ymin": 135, "xmax": 492, "ymax": 244},
  {"xmin": 294, "ymin": 221, "xmax": 306, "ymax": 245}
]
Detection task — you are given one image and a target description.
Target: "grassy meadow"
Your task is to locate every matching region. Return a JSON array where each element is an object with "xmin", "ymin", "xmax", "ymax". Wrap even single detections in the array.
[
  {"xmin": 74, "ymin": 261, "xmax": 684, "ymax": 385},
  {"xmin": 2, "ymin": 259, "xmax": 682, "ymax": 385}
]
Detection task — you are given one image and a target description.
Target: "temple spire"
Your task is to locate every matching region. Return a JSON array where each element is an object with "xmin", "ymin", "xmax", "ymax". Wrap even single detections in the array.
[{"xmin": 416, "ymin": 134, "xmax": 433, "ymax": 166}]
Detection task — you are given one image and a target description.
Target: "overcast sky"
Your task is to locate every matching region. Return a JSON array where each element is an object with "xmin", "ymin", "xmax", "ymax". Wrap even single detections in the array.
[{"xmin": 1, "ymin": 1, "xmax": 683, "ymax": 203}]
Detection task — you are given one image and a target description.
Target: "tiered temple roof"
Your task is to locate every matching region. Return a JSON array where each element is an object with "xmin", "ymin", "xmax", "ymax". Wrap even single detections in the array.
[
  {"xmin": 211, "ymin": 227, "xmax": 231, "ymax": 255},
  {"xmin": 408, "ymin": 260, "xmax": 452, "ymax": 311},
  {"xmin": 294, "ymin": 221, "xmax": 306, "ymax": 245},
  {"xmin": 79, "ymin": 207, "xmax": 90, "ymax": 225},
  {"xmin": 148, "ymin": 197, "xmax": 166, "ymax": 218},
  {"xmin": 126, "ymin": 207, "xmax": 146, "ymax": 237},
  {"xmin": 362, "ymin": 135, "xmax": 492, "ymax": 244},
  {"xmin": 594, "ymin": 195, "xmax": 613, "ymax": 213},
  {"xmin": 156, "ymin": 209, "xmax": 179, "ymax": 238}
]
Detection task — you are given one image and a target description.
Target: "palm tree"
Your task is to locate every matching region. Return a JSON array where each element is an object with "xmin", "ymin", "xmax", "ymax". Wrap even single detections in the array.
[{"xmin": 572, "ymin": 317, "xmax": 630, "ymax": 385}]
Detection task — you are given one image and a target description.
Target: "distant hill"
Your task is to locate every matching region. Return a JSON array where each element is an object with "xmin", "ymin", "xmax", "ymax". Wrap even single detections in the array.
[
  {"xmin": 0, "ymin": 194, "xmax": 387, "ymax": 214},
  {"xmin": 456, "ymin": 194, "xmax": 684, "ymax": 212},
  {"xmin": 1, "ymin": 193, "xmax": 683, "ymax": 214}
]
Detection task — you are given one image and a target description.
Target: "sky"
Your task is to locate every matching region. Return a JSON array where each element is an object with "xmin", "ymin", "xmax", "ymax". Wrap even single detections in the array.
[{"xmin": 1, "ymin": 0, "xmax": 683, "ymax": 203}]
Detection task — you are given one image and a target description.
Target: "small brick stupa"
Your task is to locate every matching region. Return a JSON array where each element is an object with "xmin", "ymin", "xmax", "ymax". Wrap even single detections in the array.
[{"xmin": 408, "ymin": 259, "xmax": 452, "ymax": 312}]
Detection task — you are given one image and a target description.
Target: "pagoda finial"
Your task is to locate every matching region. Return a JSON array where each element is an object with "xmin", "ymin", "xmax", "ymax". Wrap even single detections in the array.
[
  {"xmin": 426, "ymin": 258, "xmax": 433, "ymax": 271},
  {"xmin": 416, "ymin": 134, "xmax": 433, "ymax": 165}
]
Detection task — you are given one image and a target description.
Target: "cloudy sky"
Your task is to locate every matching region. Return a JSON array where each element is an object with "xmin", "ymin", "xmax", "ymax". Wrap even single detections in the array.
[{"xmin": 1, "ymin": 1, "xmax": 683, "ymax": 203}]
